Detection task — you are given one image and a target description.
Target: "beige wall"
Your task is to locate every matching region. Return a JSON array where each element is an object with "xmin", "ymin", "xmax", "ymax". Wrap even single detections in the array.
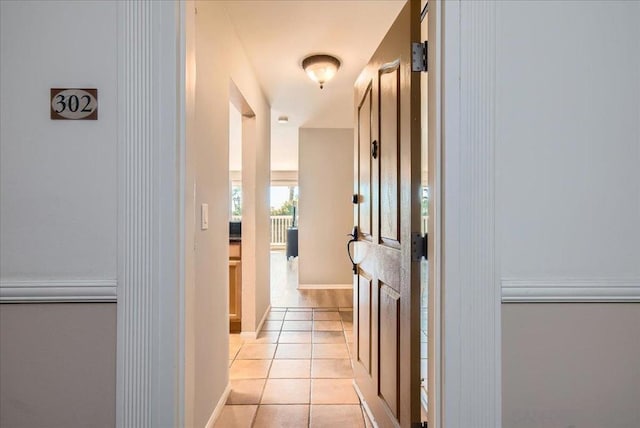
[
  {"xmin": 298, "ymin": 128, "xmax": 354, "ymax": 287},
  {"xmin": 237, "ymin": 110, "xmax": 272, "ymax": 334},
  {"xmin": 503, "ymin": 303, "xmax": 640, "ymax": 428},
  {"xmin": 190, "ymin": 1, "xmax": 271, "ymax": 426},
  {"xmin": 0, "ymin": 303, "xmax": 116, "ymax": 428},
  {"xmin": 495, "ymin": 2, "xmax": 640, "ymax": 426}
]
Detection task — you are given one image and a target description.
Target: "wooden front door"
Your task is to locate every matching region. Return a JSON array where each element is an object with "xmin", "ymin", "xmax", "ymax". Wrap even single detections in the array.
[{"xmin": 352, "ymin": 1, "xmax": 421, "ymax": 427}]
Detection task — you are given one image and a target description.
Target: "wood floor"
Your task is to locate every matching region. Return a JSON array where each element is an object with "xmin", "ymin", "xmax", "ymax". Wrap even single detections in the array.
[{"xmin": 270, "ymin": 251, "xmax": 353, "ymax": 309}]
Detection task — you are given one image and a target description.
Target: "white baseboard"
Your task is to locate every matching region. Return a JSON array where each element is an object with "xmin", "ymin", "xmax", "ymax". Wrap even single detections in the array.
[
  {"xmin": 502, "ymin": 278, "xmax": 640, "ymax": 303},
  {"xmin": 256, "ymin": 304, "xmax": 270, "ymax": 334},
  {"xmin": 0, "ymin": 279, "xmax": 117, "ymax": 303},
  {"xmin": 240, "ymin": 304, "xmax": 271, "ymax": 340},
  {"xmin": 205, "ymin": 382, "xmax": 231, "ymax": 428},
  {"xmin": 298, "ymin": 283, "xmax": 352, "ymax": 290}
]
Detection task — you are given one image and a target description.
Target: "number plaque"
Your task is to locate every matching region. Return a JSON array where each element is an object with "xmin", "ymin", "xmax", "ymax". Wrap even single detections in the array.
[{"xmin": 50, "ymin": 88, "xmax": 98, "ymax": 120}]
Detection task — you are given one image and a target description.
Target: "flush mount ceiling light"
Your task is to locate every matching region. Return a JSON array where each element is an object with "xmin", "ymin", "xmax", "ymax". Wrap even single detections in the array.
[
  {"xmin": 302, "ymin": 54, "xmax": 341, "ymax": 89},
  {"xmin": 277, "ymin": 116, "xmax": 289, "ymax": 124}
]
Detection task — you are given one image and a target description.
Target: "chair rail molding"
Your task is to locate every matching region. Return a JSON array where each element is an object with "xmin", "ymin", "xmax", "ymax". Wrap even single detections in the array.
[
  {"xmin": 502, "ymin": 278, "xmax": 640, "ymax": 302},
  {"xmin": 0, "ymin": 279, "xmax": 117, "ymax": 303},
  {"xmin": 116, "ymin": 1, "xmax": 181, "ymax": 428}
]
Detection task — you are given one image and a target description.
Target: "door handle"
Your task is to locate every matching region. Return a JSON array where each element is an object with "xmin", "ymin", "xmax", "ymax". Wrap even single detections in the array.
[{"xmin": 347, "ymin": 226, "xmax": 359, "ymax": 274}]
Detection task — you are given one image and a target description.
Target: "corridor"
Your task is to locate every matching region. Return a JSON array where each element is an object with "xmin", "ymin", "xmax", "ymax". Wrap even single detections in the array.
[{"xmin": 217, "ymin": 307, "xmax": 370, "ymax": 427}]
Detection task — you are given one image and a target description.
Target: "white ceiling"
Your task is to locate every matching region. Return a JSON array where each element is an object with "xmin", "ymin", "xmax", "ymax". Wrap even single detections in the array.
[{"xmin": 222, "ymin": 0, "xmax": 406, "ymax": 171}]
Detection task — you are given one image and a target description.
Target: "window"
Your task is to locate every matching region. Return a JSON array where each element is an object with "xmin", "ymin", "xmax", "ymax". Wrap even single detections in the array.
[{"xmin": 270, "ymin": 185, "xmax": 298, "ymax": 217}]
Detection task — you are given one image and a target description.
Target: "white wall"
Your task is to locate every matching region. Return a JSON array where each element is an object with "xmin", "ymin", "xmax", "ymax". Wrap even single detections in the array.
[
  {"xmin": 240, "ymin": 110, "xmax": 272, "ymax": 335},
  {"xmin": 494, "ymin": 1, "xmax": 640, "ymax": 426},
  {"xmin": 0, "ymin": 0, "xmax": 117, "ymax": 279},
  {"xmin": 496, "ymin": 0, "xmax": 640, "ymax": 281},
  {"xmin": 190, "ymin": 1, "xmax": 271, "ymax": 426},
  {"xmin": 0, "ymin": 1, "xmax": 118, "ymax": 424},
  {"xmin": 298, "ymin": 128, "xmax": 354, "ymax": 287},
  {"xmin": 271, "ymin": 113, "xmax": 299, "ymax": 172},
  {"xmin": 229, "ymin": 102, "xmax": 242, "ymax": 172}
]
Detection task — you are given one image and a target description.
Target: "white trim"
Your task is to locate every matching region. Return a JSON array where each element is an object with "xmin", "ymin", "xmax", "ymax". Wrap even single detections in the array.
[
  {"xmin": 240, "ymin": 304, "xmax": 271, "ymax": 339},
  {"xmin": 270, "ymin": 170, "xmax": 298, "ymax": 186},
  {"xmin": 256, "ymin": 304, "xmax": 270, "ymax": 334},
  {"xmin": 155, "ymin": 1, "xmax": 182, "ymax": 426},
  {"xmin": 229, "ymin": 170, "xmax": 242, "ymax": 183},
  {"xmin": 116, "ymin": 1, "xmax": 181, "ymax": 427},
  {"xmin": 180, "ymin": 1, "xmax": 196, "ymax": 427},
  {"xmin": 116, "ymin": 2, "xmax": 155, "ymax": 425},
  {"xmin": 205, "ymin": 383, "xmax": 231, "ymax": 428},
  {"xmin": 440, "ymin": 1, "xmax": 501, "ymax": 426},
  {"xmin": 0, "ymin": 279, "xmax": 117, "ymax": 302},
  {"xmin": 427, "ymin": 1, "xmax": 443, "ymax": 426},
  {"xmin": 502, "ymin": 278, "xmax": 640, "ymax": 302},
  {"xmin": 297, "ymin": 283, "xmax": 352, "ymax": 290}
]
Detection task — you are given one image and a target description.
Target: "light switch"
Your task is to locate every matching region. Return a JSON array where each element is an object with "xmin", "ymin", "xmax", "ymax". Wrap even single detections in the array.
[{"xmin": 201, "ymin": 203, "xmax": 209, "ymax": 230}]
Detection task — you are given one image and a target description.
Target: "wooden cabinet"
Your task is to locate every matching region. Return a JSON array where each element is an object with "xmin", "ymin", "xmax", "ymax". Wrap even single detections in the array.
[{"xmin": 229, "ymin": 241, "xmax": 242, "ymax": 333}]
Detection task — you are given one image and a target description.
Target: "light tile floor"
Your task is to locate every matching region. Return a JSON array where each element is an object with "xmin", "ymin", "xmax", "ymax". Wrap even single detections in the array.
[{"xmin": 217, "ymin": 307, "xmax": 368, "ymax": 428}]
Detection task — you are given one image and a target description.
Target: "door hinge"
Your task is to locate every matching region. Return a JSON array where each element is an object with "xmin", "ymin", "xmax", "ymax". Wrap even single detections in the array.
[
  {"xmin": 411, "ymin": 232, "xmax": 428, "ymax": 261},
  {"xmin": 412, "ymin": 41, "xmax": 428, "ymax": 72}
]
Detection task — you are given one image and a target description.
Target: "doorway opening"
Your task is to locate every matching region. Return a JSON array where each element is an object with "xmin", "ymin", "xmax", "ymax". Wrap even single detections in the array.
[
  {"xmin": 420, "ymin": 3, "xmax": 429, "ymax": 420},
  {"xmin": 229, "ymin": 100, "xmax": 243, "ymax": 333},
  {"xmin": 227, "ymin": 80, "xmax": 264, "ymax": 340},
  {"xmin": 269, "ymin": 183, "xmax": 299, "ymax": 307},
  {"xmin": 190, "ymin": 0, "xmax": 438, "ymax": 424}
]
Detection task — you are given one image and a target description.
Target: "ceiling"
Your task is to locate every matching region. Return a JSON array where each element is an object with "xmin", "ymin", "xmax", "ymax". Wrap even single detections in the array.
[{"xmin": 222, "ymin": 0, "xmax": 406, "ymax": 171}]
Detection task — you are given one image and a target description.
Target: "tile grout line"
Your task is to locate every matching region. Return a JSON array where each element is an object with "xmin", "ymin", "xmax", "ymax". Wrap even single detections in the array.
[
  {"xmin": 250, "ymin": 322, "xmax": 278, "ymax": 428},
  {"xmin": 251, "ymin": 314, "xmax": 282, "ymax": 428},
  {"xmin": 224, "ymin": 306, "xmax": 362, "ymax": 428}
]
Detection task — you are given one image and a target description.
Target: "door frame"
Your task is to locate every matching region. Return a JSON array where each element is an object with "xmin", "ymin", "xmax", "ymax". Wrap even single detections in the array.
[
  {"xmin": 113, "ymin": 1, "xmax": 502, "ymax": 427},
  {"xmin": 426, "ymin": 2, "xmax": 442, "ymax": 426},
  {"xmin": 434, "ymin": 1, "xmax": 502, "ymax": 426},
  {"xmin": 115, "ymin": 1, "xmax": 184, "ymax": 427}
]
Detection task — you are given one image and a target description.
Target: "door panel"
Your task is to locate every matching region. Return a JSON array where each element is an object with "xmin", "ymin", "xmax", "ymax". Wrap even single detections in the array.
[
  {"xmin": 358, "ymin": 85, "xmax": 373, "ymax": 238},
  {"xmin": 378, "ymin": 282, "xmax": 400, "ymax": 417},
  {"xmin": 379, "ymin": 63, "xmax": 401, "ymax": 247},
  {"xmin": 352, "ymin": 1, "xmax": 421, "ymax": 427},
  {"xmin": 357, "ymin": 273, "xmax": 372, "ymax": 373}
]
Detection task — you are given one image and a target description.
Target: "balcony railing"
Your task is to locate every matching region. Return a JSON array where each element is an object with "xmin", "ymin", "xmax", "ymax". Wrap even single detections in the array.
[
  {"xmin": 270, "ymin": 215, "xmax": 294, "ymax": 249},
  {"xmin": 231, "ymin": 215, "xmax": 427, "ymax": 250},
  {"xmin": 231, "ymin": 215, "xmax": 294, "ymax": 249}
]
